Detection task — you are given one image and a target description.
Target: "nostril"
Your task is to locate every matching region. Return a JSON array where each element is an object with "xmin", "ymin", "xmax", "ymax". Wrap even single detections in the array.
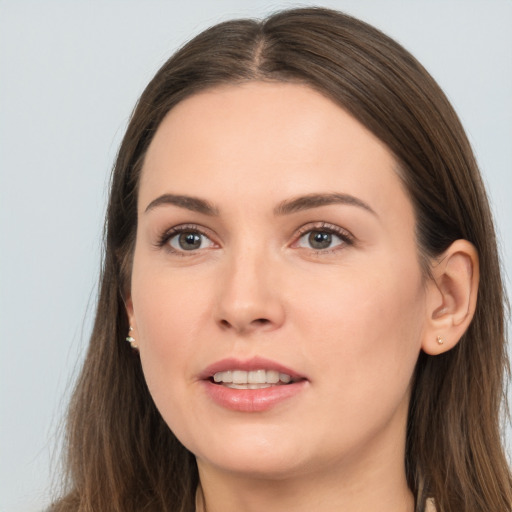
[
  {"xmin": 217, "ymin": 316, "xmax": 275, "ymax": 332},
  {"xmin": 253, "ymin": 318, "xmax": 270, "ymax": 325}
]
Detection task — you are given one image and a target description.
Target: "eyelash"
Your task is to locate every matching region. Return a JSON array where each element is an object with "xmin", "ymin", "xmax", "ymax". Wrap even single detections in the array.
[
  {"xmin": 156, "ymin": 222, "xmax": 355, "ymax": 255},
  {"xmin": 156, "ymin": 224, "xmax": 215, "ymax": 256},
  {"xmin": 294, "ymin": 222, "xmax": 355, "ymax": 254}
]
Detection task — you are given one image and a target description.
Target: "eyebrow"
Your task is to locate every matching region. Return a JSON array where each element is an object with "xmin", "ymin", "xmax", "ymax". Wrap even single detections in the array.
[
  {"xmin": 144, "ymin": 194, "xmax": 219, "ymax": 215},
  {"xmin": 144, "ymin": 192, "xmax": 376, "ymax": 217},
  {"xmin": 273, "ymin": 193, "xmax": 376, "ymax": 216}
]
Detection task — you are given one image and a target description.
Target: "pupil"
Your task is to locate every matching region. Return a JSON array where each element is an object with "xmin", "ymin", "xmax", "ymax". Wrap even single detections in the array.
[
  {"xmin": 179, "ymin": 232, "xmax": 201, "ymax": 250},
  {"xmin": 309, "ymin": 231, "xmax": 332, "ymax": 249}
]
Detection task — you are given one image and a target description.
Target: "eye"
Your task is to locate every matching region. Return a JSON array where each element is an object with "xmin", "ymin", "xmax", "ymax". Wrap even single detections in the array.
[
  {"xmin": 167, "ymin": 229, "xmax": 215, "ymax": 252},
  {"xmin": 294, "ymin": 224, "xmax": 353, "ymax": 252},
  {"xmin": 297, "ymin": 230, "xmax": 342, "ymax": 250}
]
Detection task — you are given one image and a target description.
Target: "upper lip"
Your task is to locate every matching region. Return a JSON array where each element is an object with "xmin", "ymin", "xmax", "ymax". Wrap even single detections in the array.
[{"xmin": 199, "ymin": 356, "xmax": 305, "ymax": 381}]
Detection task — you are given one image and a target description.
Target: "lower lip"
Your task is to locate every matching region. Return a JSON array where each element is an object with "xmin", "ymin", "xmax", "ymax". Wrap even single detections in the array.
[{"xmin": 202, "ymin": 379, "xmax": 307, "ymax": 412}]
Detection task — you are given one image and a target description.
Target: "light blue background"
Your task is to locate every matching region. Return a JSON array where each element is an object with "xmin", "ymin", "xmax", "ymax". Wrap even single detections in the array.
[{"xmin": 1, "ymin": 1, "xmax": 511, "ymax": 510}]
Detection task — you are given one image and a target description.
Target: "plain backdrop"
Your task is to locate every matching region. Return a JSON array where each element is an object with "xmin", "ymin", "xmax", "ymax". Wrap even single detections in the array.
[{"xmin": 1, "ymin": 1, "xmax": 511, "ymax": 510}]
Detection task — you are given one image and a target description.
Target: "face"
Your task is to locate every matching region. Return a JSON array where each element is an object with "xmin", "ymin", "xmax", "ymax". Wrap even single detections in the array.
[{"xmin": 128, "ymin": 82, "xmax": 428, "ymax": 481}]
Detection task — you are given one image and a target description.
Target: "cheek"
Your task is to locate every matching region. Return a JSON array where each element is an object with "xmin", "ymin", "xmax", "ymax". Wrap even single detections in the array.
[
  {"xmin": 284, "ymin": 261, "xmax": 425, "ymax": 459},
  {"xmin": 130, "ymin": 257, "xmax": 212, "ymax": 406},
  {"xmin": 296, "ymin": 258, "xmax": 425, "ymax": 394},
  {"xmin": 132, "ymin": 243, "xmax": 210, "ymax": 342}
]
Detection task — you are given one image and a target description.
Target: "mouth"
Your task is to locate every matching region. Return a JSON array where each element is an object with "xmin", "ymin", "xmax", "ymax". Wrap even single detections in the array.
[
  {"xmin": 201, "ymin": 356, "xmax": 307, "ymax": 389},
  {"xmin": 200, "ymin": 357, "xmax": 307, "ymax": 412},
  {"xmin": 211, "ymin": 369, "xmax": 300, "ymax": 389}
]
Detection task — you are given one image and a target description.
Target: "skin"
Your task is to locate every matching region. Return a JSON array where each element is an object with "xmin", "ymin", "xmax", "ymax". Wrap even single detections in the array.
[{"xmin": 126, "ymin": 82, "xmax": 478, "ymax": 512}]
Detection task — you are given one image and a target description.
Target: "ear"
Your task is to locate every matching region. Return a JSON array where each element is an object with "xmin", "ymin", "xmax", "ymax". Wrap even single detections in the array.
[{"xmin": 422, "ymin": 239, "xmax": 479, "ymax": 355}]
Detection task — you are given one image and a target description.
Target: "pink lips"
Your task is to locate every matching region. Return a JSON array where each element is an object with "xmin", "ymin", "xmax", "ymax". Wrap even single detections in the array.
[{"xmin": 200, "ymin": 356, "xmax": 307, "ymax": 413}]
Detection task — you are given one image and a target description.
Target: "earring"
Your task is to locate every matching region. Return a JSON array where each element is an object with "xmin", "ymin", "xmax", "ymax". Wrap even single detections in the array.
[
  {"xmin": 126, "ymin": 327, "xmax": 138, "ymax": 350},
  {"xmin": 436, "ymin": 335, "xmax": 445, "ymax": 345}
]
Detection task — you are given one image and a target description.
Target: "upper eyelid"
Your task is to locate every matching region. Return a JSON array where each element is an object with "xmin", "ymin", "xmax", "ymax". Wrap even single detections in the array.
[{"xmin": 294, "ymin": 222, "xmax": 353, "ymax": 239}]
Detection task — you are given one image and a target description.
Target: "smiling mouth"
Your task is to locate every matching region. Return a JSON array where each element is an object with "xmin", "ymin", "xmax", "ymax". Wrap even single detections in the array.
[{"xmin": 211, "ymin": 369, "xmax": 300, "ymax": 389}]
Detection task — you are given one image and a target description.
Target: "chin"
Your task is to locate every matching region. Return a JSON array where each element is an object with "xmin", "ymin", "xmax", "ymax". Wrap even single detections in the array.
[
  {"xmin": 187, "ymin": 426, "xmax": 310, "ymax": 479},
  {"xmin": 201, "ymin": 452, "xmax": 307, "ymax": 481}
]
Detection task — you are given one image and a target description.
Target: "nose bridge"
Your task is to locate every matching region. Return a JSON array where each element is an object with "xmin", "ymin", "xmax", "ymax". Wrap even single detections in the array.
[{"xmin": 215, "ymin": 239, "xmax": 284, "ymax": 333}]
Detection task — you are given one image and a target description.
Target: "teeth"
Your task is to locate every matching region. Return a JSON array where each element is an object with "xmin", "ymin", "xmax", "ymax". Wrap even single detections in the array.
[
  {"xmin": 280, "ymin": 373, "xmax": 291, "ymax": 383},
  {"xmin": 233, "ymin": 370, "xmax": 247, "ymax": 384},
  {"xmin": 225, "ymin": 383, "xmax": 273, "ymax": 389},
  {"xmin": 213, "ymin": 369, "xmax": 293, "ymax": 385},
  {"xmin": 214, "ymin": 370, "xmax": 232, "ymax": 383},
  {"xmin": 266, "ymin": 370, "xmax": 279, "ymax": 383},
  {"xmin": 248, "ymin": 369, "xmax": 266, "ymax": 384}
]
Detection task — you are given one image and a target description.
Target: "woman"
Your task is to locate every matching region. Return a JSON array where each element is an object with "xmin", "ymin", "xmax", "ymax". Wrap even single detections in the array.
[{"xmin": 52, "ymin": 7, "xmax": 511, "ymax": 512}]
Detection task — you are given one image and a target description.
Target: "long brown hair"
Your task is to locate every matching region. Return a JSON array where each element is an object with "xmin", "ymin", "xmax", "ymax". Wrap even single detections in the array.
[{"xmin": 51, "ymin": 7, "xmax": 511, "ymax": 512}]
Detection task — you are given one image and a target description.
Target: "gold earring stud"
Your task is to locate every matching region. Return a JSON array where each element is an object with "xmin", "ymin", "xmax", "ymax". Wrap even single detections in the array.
[
  {"xmin": 436, "ymin": 335, "xmax": 445, "ymax": 345},
  {"xmin": 126, "ymin": 326, "xmax": 138, "ymax": 350}
]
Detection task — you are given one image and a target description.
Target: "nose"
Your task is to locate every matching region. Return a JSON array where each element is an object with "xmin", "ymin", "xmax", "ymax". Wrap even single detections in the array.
[{"xmin": 214, "ymin": 249, "xmax": 285, "ymax": 335}]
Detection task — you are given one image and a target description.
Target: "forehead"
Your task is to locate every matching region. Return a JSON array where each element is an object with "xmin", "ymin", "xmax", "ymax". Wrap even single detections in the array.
[{"xmin": 139, "ymin": 81, "xmax": 411, "ymax": 222}]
